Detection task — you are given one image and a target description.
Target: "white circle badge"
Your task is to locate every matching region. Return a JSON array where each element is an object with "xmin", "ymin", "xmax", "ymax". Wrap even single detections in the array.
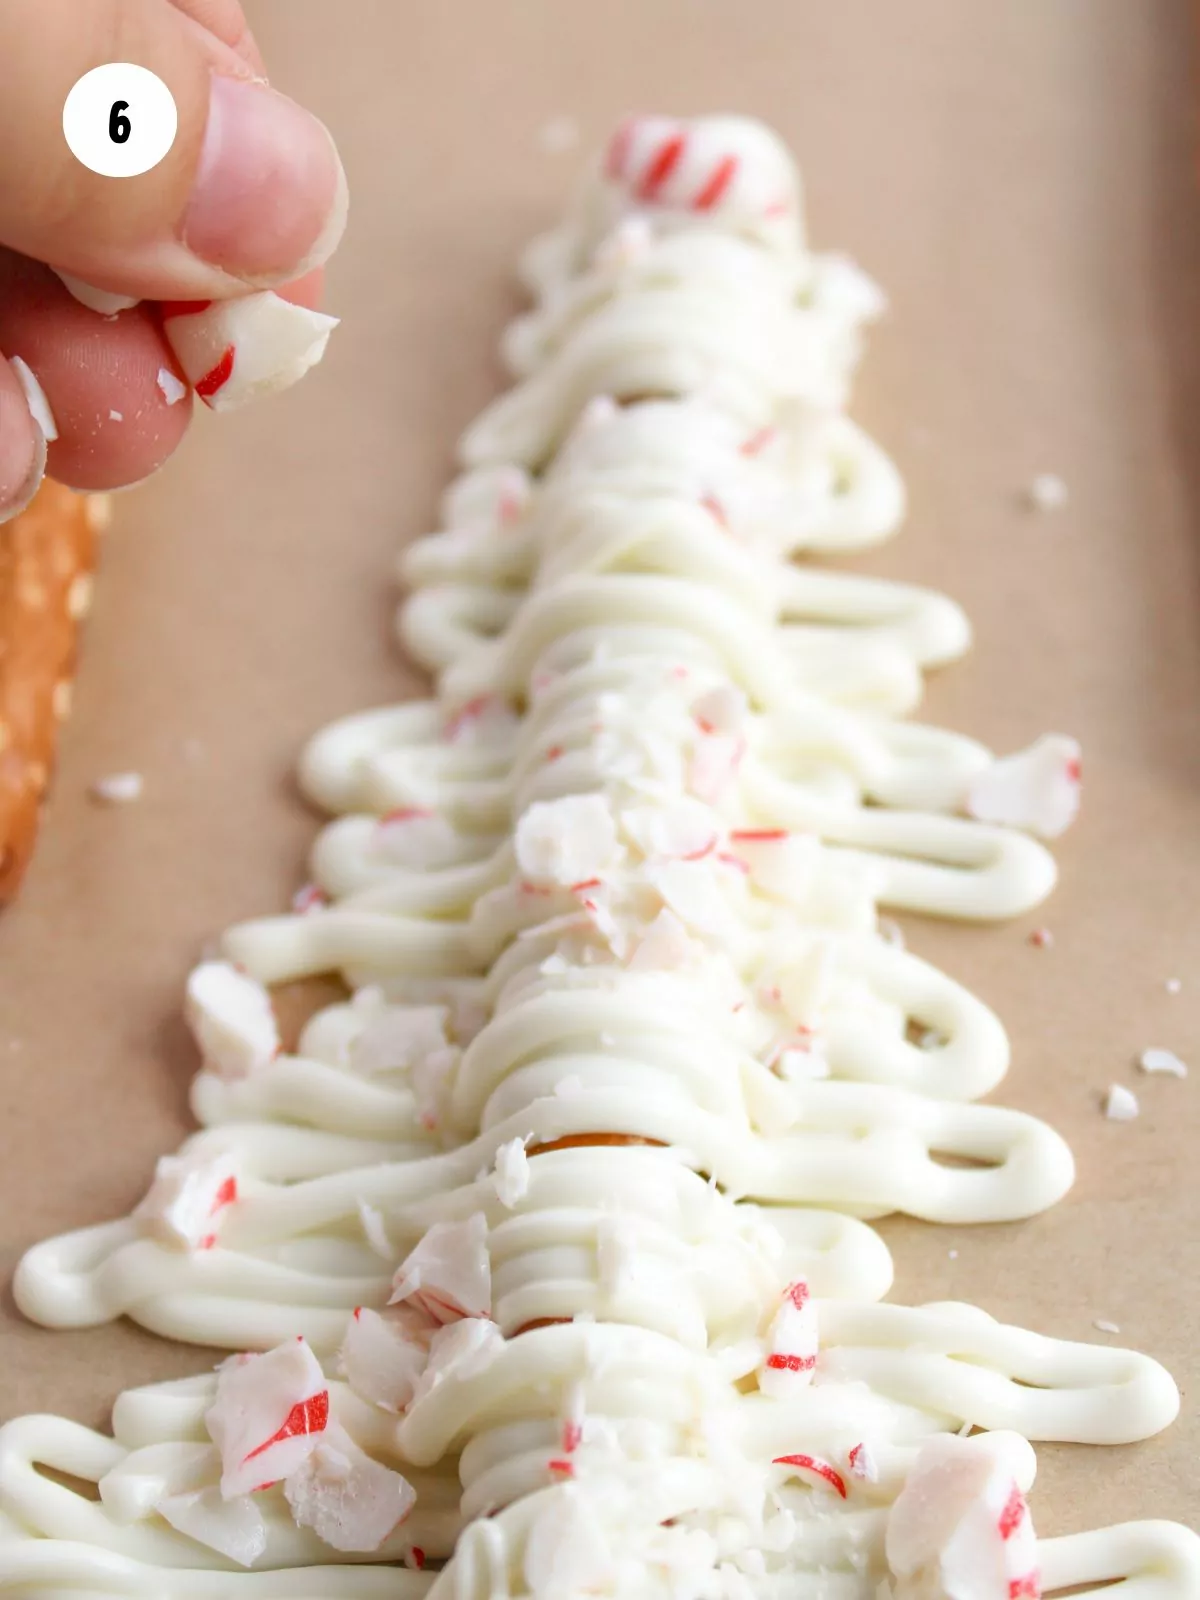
[{"xmin": 63, "ymin": 63, "xmax": 178, "ymax": 178}]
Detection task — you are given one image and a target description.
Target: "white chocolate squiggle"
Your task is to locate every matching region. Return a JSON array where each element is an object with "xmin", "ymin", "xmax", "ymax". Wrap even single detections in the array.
[{"xmin": 2, "ymin": 114, "xmax": 1195, "ymax": 1600}]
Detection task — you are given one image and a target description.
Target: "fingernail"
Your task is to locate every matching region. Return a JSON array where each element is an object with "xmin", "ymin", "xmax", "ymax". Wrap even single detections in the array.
[
  {"xmin": 0, "ymin": 424, "xmax": 46, "ymax": 525},
  {"xmin": 183, "ymin": 75, "xmax": 349, "ymax": 287}
]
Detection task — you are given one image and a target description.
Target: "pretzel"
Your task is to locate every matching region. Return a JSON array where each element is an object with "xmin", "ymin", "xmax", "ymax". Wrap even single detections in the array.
[{"xmin": 0, "ymin": 482, "xmax": 107, "ymax": 904}]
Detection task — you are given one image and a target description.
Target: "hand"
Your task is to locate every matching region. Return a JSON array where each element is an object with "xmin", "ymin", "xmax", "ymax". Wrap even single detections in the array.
[{"xmin": 0, "ymin": 0, "xmax": 348, "ymax": 520}]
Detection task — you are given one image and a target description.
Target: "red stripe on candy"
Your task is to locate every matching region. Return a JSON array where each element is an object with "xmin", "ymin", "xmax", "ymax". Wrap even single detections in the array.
[
  {"xmin": 1009, "ymin": 1574, "xmax": 1040, "ymax": 1600},
  {"xmin": 195, "ymin": 345, "xmax": 235, "ymax": 401},
  {"xmin": 211, "ymin": 1176, "xmax": 237, "ymax": 1213},
  {"xmin": 765, "ymin": 1353, "xmax": 816, "ymax": 1372},
  {"xmin": 159, "ymin": 300, "xmax": 213, "ymax": 319},
  {"xmin": 243, "ymin": 1390, "xmax": 329, "ymax": 1463},
  {"xmin": 772, "ymin": 1453, "xmax": 847, "ymax": 1499},
  {"xmin": 998, "ymin": 1484, "xmax": 1027, "ymax": 1539},
  {"xmin": 636, "ymin": 134, "xmax": 685, "ymax": 201},
  {"xmin": 693, "ymin": 154, "xmax": 738, "ymax": 210}
]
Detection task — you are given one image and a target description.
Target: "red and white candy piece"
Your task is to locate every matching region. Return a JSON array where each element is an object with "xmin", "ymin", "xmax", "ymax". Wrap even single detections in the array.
[
  {"xmin": 206, "ymin": 1338, "xmax": 330, "ymax": 1498},
  {"xmin": 185, "ymin": 960, "xmax": 279, "ymax": 1080},
  {"xmin": 689, "ymin": 689, "xmax": 749, "ymax": 804},
  {"xmin": 389, "ymin": 1213, "xmax": 491, "ymax": 1323},
  {"xmin": 758, "ymin": 1279, "xmax": 818, "ymax": 1397},
  {"xmin": 350, "ymin": 1003, "xmax": 450, "ymax": 1076},
  {"xmin": 283, "ymin": 1422, "xmax": 415, "ymax": 1553},
  {"xmin": 133, "ymin": 1149, "xmax": 238, "ymax": 1252},
  {"xmin": 374, "ymin": 808, "xmax": 461, "ymax": 869},
  {"xmin": 965, "ymin": 734, "xmax": 1081, "ymax": 840},
  {"xmin": 412, "ymin": 1315, "xmax": 505, "ymax": 1404},
  {"xmin": 515, "ymin": 794, "xmax": 620, "ymax": 889},
  {"xmin": 886, "ymin": 1435, "xmax": 1039, "ymax": 1600},
  {"xmin": 160, "ymin": 292, "xmax": 338, "ymax": 413},
  {"xmin": 628, "ymin": 907, "xmax": 704, "ymax": 972},
  {"xmin": 157, "ymin": 1484, "xmax": 267, "ymax": 1567},
  {"xmin": 603, "ymin": 115, "xmax": 799, "ymax": 224},
  {"xmin": 620, "ymin": 796, "xmax": 719, "ymax": 862},
  {"xmin": 646, "ymin": 858, "xmax": 729, "ymax": 937},
  {"xmin": 338, "ymin": 1306, "xmax": 429, "ymax": 1414},
  {"xmin": 523, "ymin": 1485, "xmax": 615, "ymax": 1600},
  {"xmin": 848, "ymin": 1440, "xmax": 880, "ymax": 1483}
]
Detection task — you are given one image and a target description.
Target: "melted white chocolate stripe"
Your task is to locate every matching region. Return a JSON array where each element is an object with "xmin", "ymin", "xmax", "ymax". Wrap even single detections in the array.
[{"xmin": 2, "ymin": 112, "xmax": 1196, "ymax": 1599}]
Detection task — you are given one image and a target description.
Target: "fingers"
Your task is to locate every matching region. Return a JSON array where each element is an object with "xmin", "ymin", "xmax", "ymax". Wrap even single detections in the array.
[
  {"xmin": 0, "ymin": 252, "xmax": 192, "ymax": 494},
  {"xmin": 0, "ymin": 358, "xmax": 47, "ymax": 522},
  {"xmin": 0, "ymin": 0, "xmax": 347, "ymax": 302},
  {"xmin": 167, "ymin": 0, "xmax": 265, "ymax": 73}
]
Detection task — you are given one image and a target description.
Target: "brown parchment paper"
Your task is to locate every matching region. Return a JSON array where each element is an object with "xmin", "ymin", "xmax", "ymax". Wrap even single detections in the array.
[{"xmin": 1, "ymin": 0, "xmax": 1196, "ymax": 1541}]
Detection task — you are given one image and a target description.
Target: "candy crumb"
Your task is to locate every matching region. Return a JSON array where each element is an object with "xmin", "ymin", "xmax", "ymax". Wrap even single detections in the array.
[
  {"xmin": 1029, "ymin": 927, "xmax": 1054, "ymax": 949},
  {"xmin": 948, "ymin": 1249, "xmax": 959, "ymax": 1260},
  {"xmin": 1093, "ymin": 1318, "xmax": 1121, "ymax": 1335},
  {"xmin": 1137, "ymin": 1048, "xmax": 1187, "ymax": 1079},
  {"xmin": 108, "ymin": 409, "xmax": 123, "ymax": 422},
  {"xmin": 1103, "ymin": 1084, "xmax": 1139, "ymax": 1121},
  {"xmin": 157, "ymin": 367, "xmax": 188, "ymax": 405},
  {"xmin": 90, "ymin": 771, "xmax": 143, "ymax": 804},
  {"xmin": 1027, "ymin": 473, "xmax": 1068, "ymax": 510},
  {"xmin": 1165, "ymin": 978, "xmax": 1182, "ymax": 995},
  {"xmin": 539, "ymin": 115, "xmax": 580, "ymax": 152}
]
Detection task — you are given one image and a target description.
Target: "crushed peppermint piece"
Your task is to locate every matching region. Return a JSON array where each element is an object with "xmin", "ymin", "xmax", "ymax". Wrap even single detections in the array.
[
  {"xmin": 283, "ymin": 1424, "xmax": 415, "ymax": 1552},
  {"xmin": 949, "ymin": 1249, "xmax": 959, "ymax": 1260},
  {"xmin": 351, "ymin": 1004, "xmax": 450, "ymax": 1076},
  {"xmin": 539, "ymin": 115, "xmax": 580, "ymax": 152},
  {"xmin": 1165, "ymin": 978, "xmax": 1182, "ymax": 995},
  {"xmin": 374, "ymin": 809, "xmax": 460, "ymax": 868},
  {"xmin": 878, "ymin": 917, "xmax": 905, "ymax": 949},
  {"xmin": 515, "ymin": 794, "xmax": 619, "ymax": 888},
  {"xmin": 108, "ymin": 409, "xmax": 123, "ymax": 422},
  {"xmin": 338, "ymin": 1307, "xmax": 428, "ymax": 1413},
  {"xmin": 157, "ymin": 1485, "xmax": 266, "ymax": 1566},
  {"xmin": 848, "ymin": 1441, "xmax": 880, "ymax": 1482},
  {"xmin": 185, "ymin": 960, "xmax": 279, "ymax": 1080},
  {"xmin": 1103, "ymin": 1084, "xmax": 1139, "ymax": 1122},
  {"xmin": 628, "ymin": 908, "xmax": 702, "ymax": 970},
  {"xmin": 291, "ymin": 882, "xmax": 328, "ymax": 915},
  {"xmin": 134, "ymin": 1150, "xmax": 238, "ymax": 1252},
  {"xmin": 966, "ymin": 733, "xmax": 1081, "ymax": 839},
  {"xmin": 1093, "ymin": 1319, "xmax": 1121, "ymax": 1335},
  {"xmin": 90, "ymin": 771, "xmax": 143, "ymax": 804},
  {"xmin": 1027, "ymin": 473, "xmax": 1068, "ymax": 511},
  {"xmin": 156, "ymin": 366, "xmax": 188, "ymax": 405},
  {"xmin": 523, "ymin": 1486, "xmax": 614, "ymax": 1599},
  {"xmin": 389, "ymin": 1213, "xmax": 491, "ymax": 1322},
  {"xmin": 205, "ymin": 1338, "xmax": 329, "ymax": 1498},
  {"xmin": 759, "ymin": 1279, "xmax": 818, "ymax": 1398},
  {"xmin": 161, "ymin": 293, "xmax": 338, "ymax": 412},
  {"xmin": 492, "ymin": 1137, "xmax": 531, "ymax": 1207},
  {"xmin": 412, "ymin": 1316, "xmax": 504, "ymax": 1404},
  {"xmin": 1028, "ymin": 927, "xmax": 1054, "ymax": 949},
  {"xmin": 1137, "ymin": 1048, "xmax": 1187, "ymax": 1079},
  {"xmin": 886, "ymin": 1434, "xmax": 1039, "ymax": 1600}
]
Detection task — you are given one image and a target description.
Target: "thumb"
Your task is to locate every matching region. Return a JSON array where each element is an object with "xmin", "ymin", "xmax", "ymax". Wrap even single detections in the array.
[{"xmin": 0, "ymin": 0, "xmax": 347, "ymax": 301}]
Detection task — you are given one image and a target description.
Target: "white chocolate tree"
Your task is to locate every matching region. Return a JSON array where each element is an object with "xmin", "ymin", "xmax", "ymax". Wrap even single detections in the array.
[{"xmin": 1, "ymin": 117, "xmax": 1194, "ymax": 1600}]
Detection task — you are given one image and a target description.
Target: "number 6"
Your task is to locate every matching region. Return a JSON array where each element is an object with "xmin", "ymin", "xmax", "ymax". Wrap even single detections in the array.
[{"xmin": 109, "ymin": 101, "xmax": 131, "ymax": 144}]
